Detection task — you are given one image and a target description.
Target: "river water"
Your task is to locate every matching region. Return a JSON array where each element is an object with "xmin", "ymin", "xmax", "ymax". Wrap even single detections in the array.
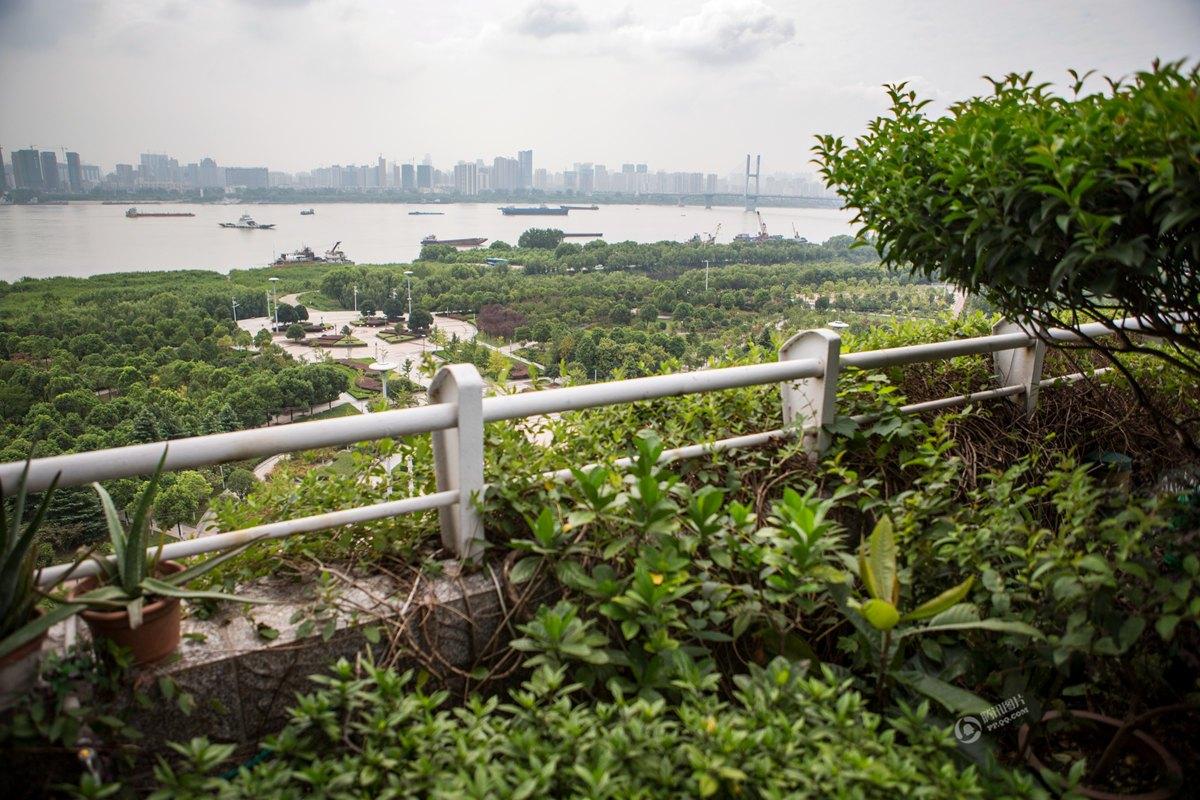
[{"xmin": 0, "ymin": 202, "xmax": 856, "ymax": 279}]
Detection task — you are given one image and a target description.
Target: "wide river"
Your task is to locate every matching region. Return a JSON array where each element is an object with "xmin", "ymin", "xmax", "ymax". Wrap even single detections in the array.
[{"xmin": 0, "ymin": 202, "xmax": 856, "ymax": 279}]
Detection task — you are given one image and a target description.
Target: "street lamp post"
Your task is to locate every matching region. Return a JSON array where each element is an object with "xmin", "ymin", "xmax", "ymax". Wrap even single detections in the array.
[
  {"xmin": 268, "ymin": 277, "xmax": 280, "ymax": 329},
  {"xmin": 352, "ymin": 284, "xmax": 358, "ymax": 314},
  {"xmin": 231, "ymin": 297, "xmax": 239, "ymax": 322},
  {"xmin": 404, "ymin": 271, "xmax": 414, "ymax": 318},
  {"xmin": 704, "ymin": 260, "xmax": 710, "ymax": 292}
]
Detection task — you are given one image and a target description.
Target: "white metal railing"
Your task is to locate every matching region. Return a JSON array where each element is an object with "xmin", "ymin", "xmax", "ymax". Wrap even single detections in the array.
[{"xmin": 0, "ymin": 317, "xmax": 1171, "ymax": 586}]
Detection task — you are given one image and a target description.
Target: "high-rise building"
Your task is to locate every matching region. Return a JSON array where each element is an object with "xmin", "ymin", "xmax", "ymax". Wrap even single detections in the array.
[
  {"xmin": 199, "ymin": 157, "xmax": 224, "ymax": 188},
  {"xmin": 416, "ymin": 163, "xmax": 432, "ymax": 189},
  {"xmin": 225, "ymin": 167, "xmax": 269, "ymax": 189},
  {"xmin": 65, "ymin": 152, "xmax": 83, "ymax": 192},
  {"xmin": 401, "ymin": 163, "xmax": 416, "ymax": 191},
  {"xmin": 517, "ymin": 149, "xmax": 533, "ymax": 190},
  {"xmin": 533, "ymin": 168, "xmax": 548, "ymax": 190},
  {"xmin": 576, "ymin": 163, "xmax": 594, "ymax": 194},
  {"xmin": 621, "ymin": 163, "xmax": 635, "ymax": 174},
  {"xmin": 453, "ymin": 162, "xmax": 478, "ymax": 196},
  {"xmin": 40, "ymin": 151, "xmax": 61, "ymax": 191},
  {"xmin": 114, "ymin": 163, "xmax": 135, "ymax": 187},
  {"xmin": 0, "ymin": 148, "xmax": 7, "ymax": 192},
  {"xmin": 13, "ymin": 149, "xmax": 43, "ymax": 189},
  {"xmin": 377, "ymin": 157, "xmax": 387, "ymax": 188},
  {"xmin": 594, "ymin": 164, "xmax": 608, "ymax": 192},
  {"xmin": 492, "ymin": 156, "xmax": 519, "ymax": 192}
]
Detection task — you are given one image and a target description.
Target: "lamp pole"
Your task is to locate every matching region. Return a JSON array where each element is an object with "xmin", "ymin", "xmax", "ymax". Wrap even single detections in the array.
[
  {"xmin": 704, "ymin": 259, "xmax": 710, "ymax": 292},
  {"xmin": 352, "ymin": 284, "xmax": 358, "ymax": 314},
  {"xmin": 404, "ymin": 271, "xmax": 414, "ymax": 318},
  {"xmin": 231, "ymin": 297, "xmax": 239, "ymax": 322},
  {"xmin": 268, "ymin": 277, "xmax": 280, "ymax": 329}
]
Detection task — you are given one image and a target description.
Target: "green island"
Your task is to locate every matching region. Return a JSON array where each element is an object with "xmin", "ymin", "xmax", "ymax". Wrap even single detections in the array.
[{"xmin": 1, "ymin": 61, "xmax": 1198, "ymax": 800}]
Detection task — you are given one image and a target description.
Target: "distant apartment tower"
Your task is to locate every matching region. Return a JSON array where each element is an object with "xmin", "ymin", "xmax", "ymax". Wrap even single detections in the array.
[
  {"xmin": 114, "ymin": 163, "xmax": 135, "ymax": 187},
  {"xmin": 492, "ymin": 156, "xmax": 519, "ymax": 192},
  {"xmin": 12, "ymin": 149, "xmax": 42, "ymax": 189},
  {"xmin": 533, "ymin": 168, "xmax": 548, "ymax": 190},
  {"xmin": 377, "ymin": 157, "xmax": 388, "ymax": 188},
  {"xmin": 453, "ymin": 162, "xmax": 478, "ymax": 196},
  {"xmin": 39, "ymin": 152, "xmax": 61, "ymax": 191},
  {"xmin": 225, "ymin": 167, "xmax": 269, "ymax": 189},
  {"xmin": 401, "ymin": 163, "xmax": 416, "ymax": 191},
  {"xmin": 416, "ymin": 163, "xmax": 432, "ymax": 189},
  {"xmin": 199, "ymin": 157, "xmax": 224, "ymax": 188},
  {"xmin": 65, "ymin": 152, "xmax": 83, "ymax": 192},
  {"xmin": 517, "ymin": 149, "xmax": 533, "ymax": 189},
  {"xmin": 0, "ymin": 147, "xmax": 7, "ymax": 191}
]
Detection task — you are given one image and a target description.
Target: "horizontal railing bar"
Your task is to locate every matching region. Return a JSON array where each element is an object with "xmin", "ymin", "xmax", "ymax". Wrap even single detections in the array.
[
  {"xmin": 37, "ymin": 490, "xmax": 459, "ymax": 586},
  {"xmin": 482, "ymin": 358, "xmax": 824, "ymax": 423},
  {"xmin": 543, "ymin": 428, "xmax": 794, "ymax": 482},
  {"xmin": 842, "ymin": 331, "xmax": 1034, "ymax": 370},
  {"xmin": 3, "ymin": 404, "xmax": 459, "ymax": 496}
]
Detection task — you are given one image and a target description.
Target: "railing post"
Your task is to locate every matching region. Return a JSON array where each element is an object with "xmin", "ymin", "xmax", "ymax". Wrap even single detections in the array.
[
  {"xmin": 429, "ymin": 364, "xmax": 485, "ymax": 562},
  {"xmin": 779, "ymin": 329, "xmax": 840, "ymax": 457},
  {"xmin": 992, "ymin": 320, "xmax": 1047, "ymax": 413}
]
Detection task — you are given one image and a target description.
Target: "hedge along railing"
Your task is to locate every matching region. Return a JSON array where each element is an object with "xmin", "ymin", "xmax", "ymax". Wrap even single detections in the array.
[{"xmin": 2, "ymin": 317, "xmax": 1164, "ymax": 586}]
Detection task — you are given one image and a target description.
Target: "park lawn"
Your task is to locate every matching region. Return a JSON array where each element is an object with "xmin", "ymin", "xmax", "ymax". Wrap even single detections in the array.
[
  {"xmin": 298, "ymin": 403, "xmax": 361, "ymax": 421},
  {"xmin": 297, "ymin": 290, "xmax": 345, "ymax": 311}
]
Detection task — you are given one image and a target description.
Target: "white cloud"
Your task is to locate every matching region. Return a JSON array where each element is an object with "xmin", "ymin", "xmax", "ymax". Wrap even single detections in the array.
[
  {"xmin": 648, "ymin": 0, "xmax": 796, "ymax": 65},
  {"xmin": 512, "ymin": 0, "xmax": 590, "ymax": 38}
]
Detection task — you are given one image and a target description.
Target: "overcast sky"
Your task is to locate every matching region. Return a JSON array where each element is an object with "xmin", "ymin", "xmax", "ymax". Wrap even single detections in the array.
[{"xmin": 1, "ymin": 0, "xmax": 1196, "ymax": 175}]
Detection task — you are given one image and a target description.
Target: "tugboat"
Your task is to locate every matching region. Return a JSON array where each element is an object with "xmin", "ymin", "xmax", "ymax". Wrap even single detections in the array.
[
  {"xmin": 219, "ymin": 213, "xmax": 275, "ymax": 230},
  {"xmin": 272, "ymin": 241, "xmax": 353, "ymax": 266},
  {"xmin": 126, "ymin": 207, "xmax": 195, "ymax": 218},
  {"xmin": 300, "ymin": 208, "xmax": 315, "ymax": 215},
  {"xmin": 421, "ymin": 235, "xmax": 487, "ymax": 247}
]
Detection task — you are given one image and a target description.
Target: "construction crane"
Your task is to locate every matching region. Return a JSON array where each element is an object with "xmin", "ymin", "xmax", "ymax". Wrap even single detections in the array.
[
  {"xmin": 757, "ymin": 211, "xmax": 769, "ymax": 242},
  {"xmin": 704, "ymin": 222, "xmax": 722, "ymax": 245}
]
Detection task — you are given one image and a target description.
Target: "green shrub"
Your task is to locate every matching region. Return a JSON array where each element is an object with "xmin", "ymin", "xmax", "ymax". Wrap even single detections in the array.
[{"xmin": 150, "ymin": 657, "xmax": 1042, "ymax": 799}]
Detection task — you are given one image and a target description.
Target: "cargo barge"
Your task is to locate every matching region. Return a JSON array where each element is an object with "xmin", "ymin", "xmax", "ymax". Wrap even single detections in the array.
[
  {"xmin": 499, "ymin": 205, "xmax": 569, "ymax": 216},
  {"xmin": 126, "ymin": 208, "xmax": 195, "ymax": 218},
  {"xmin": 421, "ymin": 235, "xmax": 487, "ymax": 247}
]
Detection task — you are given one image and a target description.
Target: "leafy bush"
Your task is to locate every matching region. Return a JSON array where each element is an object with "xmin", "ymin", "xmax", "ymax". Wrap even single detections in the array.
[
  {"xmin": 150, "ymin": 657, "xmax": 1042, "ymax": 799},
  {"xmin": 816, "ymin": 60, "xmax": 1200, "ymax": 445}
]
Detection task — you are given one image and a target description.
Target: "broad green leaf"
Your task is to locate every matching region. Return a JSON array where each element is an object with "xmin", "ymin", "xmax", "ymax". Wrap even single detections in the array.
[
  {"xmin": 902, "ymin": 576, "xmax": 975, "ymax": 622},
  {"xmin": 894, "ymin": 670, "xmax": 990, "ymax": 714}
]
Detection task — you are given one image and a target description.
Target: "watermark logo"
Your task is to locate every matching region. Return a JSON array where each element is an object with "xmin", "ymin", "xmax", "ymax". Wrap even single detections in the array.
[
  {"xmin": 954, "ymin": 715, "xmax": 982, "ymax": 744},
  {"xmin": 955, "ymin": 694, "xmax": 1029, "ymax": 743}
]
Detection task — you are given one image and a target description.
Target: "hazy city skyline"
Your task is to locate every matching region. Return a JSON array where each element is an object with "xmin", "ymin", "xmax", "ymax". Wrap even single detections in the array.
[{"xmin": 1, "ymin": 0, "xmax": 1196, "ymax": 174}]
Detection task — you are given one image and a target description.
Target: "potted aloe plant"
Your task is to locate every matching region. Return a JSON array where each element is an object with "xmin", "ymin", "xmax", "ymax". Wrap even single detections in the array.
[
  {"xmin": 68, "ymin": 451, "xmax": 263, "ymax": 666},
  {"xmin": 0, "ymin": 461, "xmax": 80, "ymax": 706}
]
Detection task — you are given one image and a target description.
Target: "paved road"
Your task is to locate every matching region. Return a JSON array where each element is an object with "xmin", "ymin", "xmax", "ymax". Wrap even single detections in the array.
[{"xmin": 237, "ymin": 294, "xmax": 478, "ymax": 388}]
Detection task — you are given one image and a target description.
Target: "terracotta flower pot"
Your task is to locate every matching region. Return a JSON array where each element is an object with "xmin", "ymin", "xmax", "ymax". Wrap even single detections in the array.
[
  {"xmin": 0, "ymin": 608, "xmax": 47, "ymax": 709},
  {"xmin": 1018, "ymin": 710, "xmax": 1182, "ymax": 800},
  {"xmin": 73, "ymin": 561, "xmax": 184, "ymax": 667}
]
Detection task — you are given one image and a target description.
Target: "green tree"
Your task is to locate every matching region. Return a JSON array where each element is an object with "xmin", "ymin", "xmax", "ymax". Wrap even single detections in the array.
[
  {"xmin": 285, "ymin": 323, "xmax": 305, "ymax": 342},
  {"xmin": 518, "ymin": 228, "xmax": 565, "ymax": 249},
  {"xmin": 408, "ymin": 309, "xmax": 433, "ymax": 332},
  {"xmin": 224, "ymin": 468, "xmax": 256, "ymax": 498},
  {"xmin": 253, "ymin": 329, "xmax": 272, "ymax": 348}
]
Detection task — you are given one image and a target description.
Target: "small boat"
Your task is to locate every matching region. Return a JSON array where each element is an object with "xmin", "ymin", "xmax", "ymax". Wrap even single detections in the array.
[
  {"xmin": 408, "ymin": 210, "xmax": 444, "ymax": 215},
  {"xmin": 219, "ymin": 213, "xmax": 275, "ymax": 230},
  {"xmin": 499, "ymin": 205, "xmax": 569, "ymax": 216},
  {"xmin": 300, "ymin": 208, "xmax": 315, "ymax": 215},
  {"xmin": 421, "ymin": 235, "xmax": 487, "ymax": 247},
  {"xmin": 126, "ymin": 207, "xmax": 195, "ymax": 218}
]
